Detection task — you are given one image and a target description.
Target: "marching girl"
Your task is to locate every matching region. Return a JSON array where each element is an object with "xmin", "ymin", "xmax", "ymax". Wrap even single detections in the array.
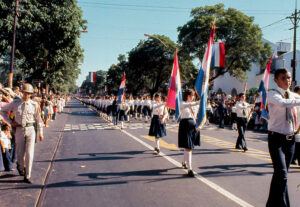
[
  {"xmin": 134, "ymin": 96, "xmax": 139, "ymax": 120},
  {"xmin": 137, "ymin": 96, "xmax": 143, "ymax": 121},
  {"xmin": 106, "ymin": 96, "xmax": 114, "ymax": 122},
  {"xmin": 143, "ymin": 95, "xmax": 152, "ymax": 123},
  {"xmin": 178, "ymin": 89, "xmax": 200, "ymax": 177},
  {"xmin": 127, "ymin": 95, "xmax": 135, "ymax": 122},
  {"xmin": 149, "ymin": 93, "xmax": 168, "ymax": 154},
  {"xmin": 119, "ymin": 98, "xmax": 130, "ymax": 129}
]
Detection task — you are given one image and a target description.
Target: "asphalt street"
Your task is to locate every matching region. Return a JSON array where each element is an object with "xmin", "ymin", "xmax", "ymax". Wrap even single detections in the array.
[{"xmin": 0, "ymin": 99, "xmax": 299, "ymax": 207}]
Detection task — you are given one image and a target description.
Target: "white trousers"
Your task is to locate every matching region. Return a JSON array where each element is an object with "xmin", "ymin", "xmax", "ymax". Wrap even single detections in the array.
[{"xmin": 15, "ymin": 126, "xmax": 36, "ymax": 179}]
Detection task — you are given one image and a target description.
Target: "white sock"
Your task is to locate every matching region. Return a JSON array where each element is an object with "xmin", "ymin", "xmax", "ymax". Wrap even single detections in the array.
[
  {"xmin": 121, "ymin": 122, "xmax": 124, "ymax": 128},
  {"xmin": 187, "ymin": 151, "xmax": 192, "ymax": 170},
  {"xmin": 183, "ymin": 150, "xmax": 187, "ymax": 163},
  {"xmin": 155, "ymin": 138, "xmax": 160, "ymax": 149}
]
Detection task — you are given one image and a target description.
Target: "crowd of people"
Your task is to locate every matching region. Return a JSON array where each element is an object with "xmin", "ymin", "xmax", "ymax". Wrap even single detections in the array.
[
  {"xmin": 79, "ymin": 68, "xmax": 300, "ymax": 206},
  {"xmin": 0, "ymin": 82, "xmax": 69, "ymax": 183}
]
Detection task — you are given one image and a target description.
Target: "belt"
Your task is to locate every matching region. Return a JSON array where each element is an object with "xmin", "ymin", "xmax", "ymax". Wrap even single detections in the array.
[
  {"xmin": 269, "ymin": 131, "xmax": 294, "ymax": 141},
  {"xmin": 16, "ymin": 123, "xmax": 35, "ymax": 128}
]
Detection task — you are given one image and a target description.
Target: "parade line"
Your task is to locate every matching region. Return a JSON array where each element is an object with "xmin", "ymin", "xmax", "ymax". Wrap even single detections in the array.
[{"xmin": 121, "ymin": 129, "xmax": 254, "ymax": 207}]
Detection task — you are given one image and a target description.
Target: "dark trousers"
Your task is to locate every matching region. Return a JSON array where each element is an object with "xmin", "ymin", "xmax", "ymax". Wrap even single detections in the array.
[
  {"xmin": 2, "ymin": 149, "xmax": 13, "ymax": 171},
  {"xmin": 236, "ymin": 117, "xmax": 247, "ymax": 149},
  {"xmin": 266, "ymin": 132, "xmax": 295, "ymax": 207},
  {"xmin": 52, "ymin": 112, "xmax": 56, "ymax": 120},
  {"xmin": 292, "ymin": 142, "xmax": 300, "ymax": 164},
  {"xmin": 219, "ymin": 115, "xmax": 224, "ymax": 128},
  {"xmin": 113, "ymin": 115, "xmax": 118, "ymax": 125}
]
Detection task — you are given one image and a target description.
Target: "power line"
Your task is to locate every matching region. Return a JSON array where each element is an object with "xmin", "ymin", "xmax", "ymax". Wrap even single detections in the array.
[
  {"xmin": 78, "ymin": 1, "xmax": 292, "ymax": 13},
  {"xmin": 261, "ymin": 18, "xmax": 288, "ymax": 29}
]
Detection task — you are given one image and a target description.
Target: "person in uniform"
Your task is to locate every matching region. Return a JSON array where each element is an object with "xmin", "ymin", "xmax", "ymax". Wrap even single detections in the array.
[
  {"xmin": 235, "ymin": 93, "xmax": 252, "ymax": 152},
  {"xmin": 217, "ymin": 99, "xmax": 227, "ymax": 128},
  {"xmin": 119, "ymin": 98, "xmax": 129, "ymax": 129},
  {"xmin": 292, "ymin": 86, "xmax": 300, "ymax": 166},
  {"xmin": 0, "ymin": 83, "xmax": 44, "ymax": 183},
  {"xmin": 178, "ymin": 89, "xmax": 200, "ymax": 177},
  {"xmin": 148, "ymin": 93, "xmax": 168, "ymax": 154},
  {"xmin": 112, "ymin": 96, "xmax": 119, "ymax": 126},
  {"xmin": 266, "ymin": 68, "xmax": 300, "ymax": 207}
]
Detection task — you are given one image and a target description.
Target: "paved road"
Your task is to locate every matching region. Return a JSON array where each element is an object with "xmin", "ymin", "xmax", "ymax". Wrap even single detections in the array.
[{"xmin": 1, "ymin": 99, "xmax": 299, "ymax": 207}]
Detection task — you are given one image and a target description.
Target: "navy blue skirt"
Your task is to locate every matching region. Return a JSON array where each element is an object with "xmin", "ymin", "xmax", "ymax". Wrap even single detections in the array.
[
  {"xmin": 119, "ymin": 110, "xmax": 126, "ymax": 121},
  {"xmin": 143, "ymin": 106, "xmax": 151, "ymax": 116},
  {"xmin": 149, "ymin": 115, "xmax": 166, "ymax": 138},
  {"xmin": 137, "ymin": 105, "xmax": 142, "ymax": 114},
  {"xmin": 178, "ymin": 119, "xmax": 200, "ymax": 149},
  {"xmin": 107, "ymin": 105, "xmax": 112, "ymax": 116},
  {"xmin": 129, "ymin": 106, "xmax": 134, "ymax": 115}
]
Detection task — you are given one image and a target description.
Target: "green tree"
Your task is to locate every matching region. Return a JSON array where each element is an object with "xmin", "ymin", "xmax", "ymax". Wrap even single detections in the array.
[
  {"xmin": 177, "ymin": 3, "xmax": 272, "ymax": 82},
  {"xmin": 126, "ymin": 35, "xmax": 196, "ymax": 97},
  {"xmin": 0, "ymin": 0, "xmax": 86, "ymax": 94}
]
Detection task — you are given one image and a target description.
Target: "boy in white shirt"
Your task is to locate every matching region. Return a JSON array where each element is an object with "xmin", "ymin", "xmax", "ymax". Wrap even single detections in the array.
[{"xmin": 0, "ymin": 124, "xmax": 13, "ymax": 171}]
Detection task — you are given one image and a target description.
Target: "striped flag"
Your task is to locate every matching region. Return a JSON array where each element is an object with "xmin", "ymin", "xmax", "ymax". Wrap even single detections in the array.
[
  {"xmin": 257, "ymin": 54, "xmax": 273, "ymax": 121},
  {"xmin": 165, "ymin": 50, "xmax": 183, "ymax": 122},
  {"xmin": 104, "ymin": 85, "xmax": 108, "ymax": 92},
  {"xmin": 88, "ymin": 72, "xmax": 96, "ymax": 83},
  {"xmin": 211, "ymin": 42, "xmax": 225, "ymax": 68},
  {"xmin": 117, "ymin": 73, "xmax": 126, "ymax": 104},
  {"xmin": 195, "ymin": 22, "xmax": 215, "ymax": 129}
]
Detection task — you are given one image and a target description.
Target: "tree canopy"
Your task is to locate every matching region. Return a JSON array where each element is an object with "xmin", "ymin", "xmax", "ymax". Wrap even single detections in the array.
[
  {"xmin": 0, "ymin": 0, "xmax": 87, "ymax": 94},
  {"xmin": 177, "ymin": 3, "xmax": 272, "ymax": 82}
]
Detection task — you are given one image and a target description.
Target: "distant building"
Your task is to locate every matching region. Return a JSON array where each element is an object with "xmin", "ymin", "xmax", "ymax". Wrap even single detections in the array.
[{"xmin": 211, "ymin": 40, "xmax": 300, "ymax": 95}]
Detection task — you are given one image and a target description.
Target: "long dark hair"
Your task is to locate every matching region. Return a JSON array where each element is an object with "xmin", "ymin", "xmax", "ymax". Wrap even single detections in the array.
[{"xmin": 183, "ymin": 89, "xmax": 195, "ymax": 101}]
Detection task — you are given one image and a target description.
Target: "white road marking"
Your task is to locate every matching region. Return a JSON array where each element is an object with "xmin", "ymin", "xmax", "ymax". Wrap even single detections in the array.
[{"xmin": 121, "ymin": 129, "xmax": 254, "ymax": 207}]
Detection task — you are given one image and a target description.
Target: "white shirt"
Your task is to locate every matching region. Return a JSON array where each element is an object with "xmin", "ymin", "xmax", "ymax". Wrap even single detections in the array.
[
  {"xmin": 0, "ymin": 131, "xmax": 11, "ymax": 149},
  {"xmin": 236, "ymin": 101, "xmax": 251, "ymax": 118},
  {"xmin": 268, "ymin": 87, "xmax": 300, "ymax": 135},
  {"xmin": 0, "ymin": 99, "xmax": 44, "ymax": 137},
  {"xmin": 152, "ymin": 102, "xmax": 168, "ymax": 122},
  {"xmin": 180, "ymin": 101, "xmax": 199, "ymax": 120}
]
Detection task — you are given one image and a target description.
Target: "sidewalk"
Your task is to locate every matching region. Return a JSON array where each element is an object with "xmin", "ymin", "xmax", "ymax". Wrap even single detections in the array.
[{"xmin": 0, "ymin": 109, "xmax": 70, "ymax": 207}]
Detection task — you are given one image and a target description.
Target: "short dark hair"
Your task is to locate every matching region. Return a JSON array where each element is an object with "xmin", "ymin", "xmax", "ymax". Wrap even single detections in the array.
[
  {"xmin": 154, "ymin": 93, "xmax": 161, "ymax": 98},
  {"xmin": 238, "ymin": 93, "xmax": 245, "ymax": 98},
  {"xmin": 274, "ymin": 68, "xmax": 290, "ymax": 80},
  {"xmin": 1, "ymin": 123, "xmax": 10, "ymax": 131},
  {"xmin": 183, "ymin": 89, "xmax": 195, "ymax": 101},
  {"xmin": 294, "ymin": 85, "xmax": 300, "ymax": 93}
]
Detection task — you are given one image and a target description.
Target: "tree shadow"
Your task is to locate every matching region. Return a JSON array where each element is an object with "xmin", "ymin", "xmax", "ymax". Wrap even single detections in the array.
[
  {"xmin": 37, "ymin": 155, "xmax": 134, "ymax": 163},
  {"xmin": 198, "ymin": 163, "xmax": 274, "ymax": 177},
  {"xmin": 78, "ymin": 150, "xmax": 149, "ymax": 157}
]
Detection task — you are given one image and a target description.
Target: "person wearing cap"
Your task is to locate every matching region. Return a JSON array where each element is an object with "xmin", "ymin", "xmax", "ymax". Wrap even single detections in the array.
[
  {"xmin": 0, "ymin": 83, "xmax": 44, "ymax": 184},
  {"xmin": 266, "ymin": 68, "xmax": 300, "ymax": 207}
]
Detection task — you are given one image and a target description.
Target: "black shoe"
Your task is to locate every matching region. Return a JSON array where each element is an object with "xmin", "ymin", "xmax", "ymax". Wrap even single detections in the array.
[
  {"xmin": 17, "ymin": 168, "xmax": 25, "ymax": 176},
  {"xmin": 24, "ymin": 177, "xmax": 32, "ymax": 184},
  {"xmin": 154, "ymin": 147, "xmax": 160, "ymax": 154},
  {"xmin": 182, "ymin": 162, "xmax": 188, "ymax": 169},
  {"xmin": 235, "ymin": 146, "xmax": 241, "ymax": 150},
  {"xmin": 243, "ymin": 147, "xmax": 248, "ymax": 152},
  {"xmin": 187, "ymin": 170, "xmax": 195, "ymax": 177}
]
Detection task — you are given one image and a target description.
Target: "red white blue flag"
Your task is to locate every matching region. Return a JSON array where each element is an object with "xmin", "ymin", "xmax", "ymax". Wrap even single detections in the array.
[
  {"xmin": 165, "ymin": 50, "xmax": 182, "ymax": 122},
  {"xmin": 89, "ymin": 72, "xmax": 96, "ymax": 83},
  {"xmin": 257, "ymin": 54, "xmax": 273, "ymax": 121},
  {"xmin": 211, "ymin": 42, "xmax": 225, "ymax": 68},
  {"xmin": 195, "ymin": 22, "xmax": 215, "ymax": 129},
  {"xmin": 117, "ymin": 73, "xmax": 126, "ymax": 104}
]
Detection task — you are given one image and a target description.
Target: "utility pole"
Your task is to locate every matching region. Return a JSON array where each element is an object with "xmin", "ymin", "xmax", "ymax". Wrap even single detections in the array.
[
  {"xmin": 288, "ymin": 0, "xmax": 300, "ymax": 89},
  {"xmin": 9, "ymin": 0, "xmax": 19, "ymax": 88}
]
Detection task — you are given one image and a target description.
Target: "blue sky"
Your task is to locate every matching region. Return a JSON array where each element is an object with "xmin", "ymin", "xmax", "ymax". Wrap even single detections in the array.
[{"xmin": 77, "ymin": 0, "xmax": 297, "ymax": 86}]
